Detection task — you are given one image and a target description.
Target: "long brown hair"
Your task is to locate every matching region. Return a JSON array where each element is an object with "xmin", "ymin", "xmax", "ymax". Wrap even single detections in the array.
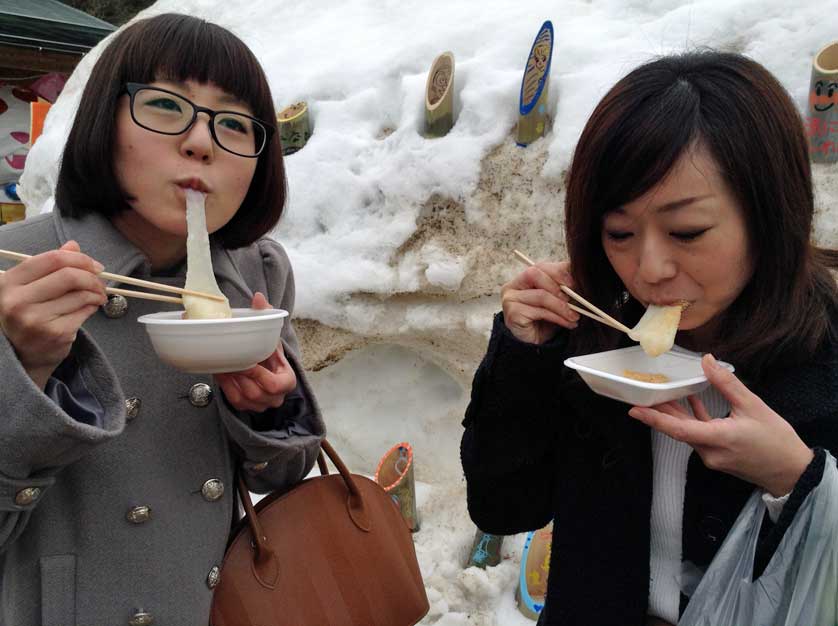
[
  {"xmin": 565, "ymin": 51, "xmax": 838, "ymax": 378},
  {"xmin": 56, "ymin": 13, "xmax": 285, "ymax": 249}
]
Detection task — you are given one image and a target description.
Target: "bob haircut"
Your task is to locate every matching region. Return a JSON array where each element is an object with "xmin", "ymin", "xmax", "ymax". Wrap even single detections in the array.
[
  {"xmin": 565, "ymin": 50, "xmax": 838, "ymax": 377},
  {"xmin": 55, "ymin": 13, "xmax": 285, "ymax": 249}
]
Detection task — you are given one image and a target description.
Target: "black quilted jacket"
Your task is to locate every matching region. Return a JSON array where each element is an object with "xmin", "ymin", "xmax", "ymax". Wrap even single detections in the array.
[{"xmin": 461, "ymin": 313, "xmax": 838, "ymax": 626}]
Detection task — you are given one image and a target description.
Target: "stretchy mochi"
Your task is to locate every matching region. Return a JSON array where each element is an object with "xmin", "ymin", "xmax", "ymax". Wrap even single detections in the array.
[
  {"xmin": 628, "ymin": 301, "xmax": 688, "ymax": 357},
  {"xmin": 182, "ymin": 189, "xmax": 232, "ymax": 319}
]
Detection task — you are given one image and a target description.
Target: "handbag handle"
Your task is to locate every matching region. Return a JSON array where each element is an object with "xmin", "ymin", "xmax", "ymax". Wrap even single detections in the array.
[{"xmin": 236, "ymin": 439, "xmax": 372, "ymax": 575}]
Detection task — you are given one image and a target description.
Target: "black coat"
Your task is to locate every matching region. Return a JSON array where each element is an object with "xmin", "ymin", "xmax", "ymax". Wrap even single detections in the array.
[{"xmin": 461, "ymin": 313, "xmax": 838, "ymax": 626}]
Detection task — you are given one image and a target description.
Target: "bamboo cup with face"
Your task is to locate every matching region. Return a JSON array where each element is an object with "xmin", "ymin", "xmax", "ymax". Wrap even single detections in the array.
[{"xmin": 807, "ymin": 41, "xmax": 838, "ymax": 163}]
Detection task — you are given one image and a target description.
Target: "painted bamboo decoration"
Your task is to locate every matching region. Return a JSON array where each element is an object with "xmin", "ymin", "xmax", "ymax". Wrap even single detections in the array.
[
  {"xmin": 465, "ymin": 529, "xmax": 504, "ymax": 568},
  {"xmin": 277, "ymin": 102, "xmax": 312, "ymax": 156},
  {"xmin": 0, "ymin": 183, "xmax": 23, "ymax": 225},
  {"xmin": 516, "ymin": 522, "xmax": 553, "ymax": 620},
  {"xmin": 0, "ymin": 202, "xmax": 24, "ymax": 225},
  {"xmin": 517, "ymin": 21, "xmax": 554, "ymax": 147},
  {"xmin": 374, "ymin": 442, "xmax": 419, "ymax": 532},
  {"xmin": 425, "ymin": 51, "xmax": 455, "ymax": 137},
  {"xmin": 807, "ymin": 41, "xmax": 838, "ymax": 163}
]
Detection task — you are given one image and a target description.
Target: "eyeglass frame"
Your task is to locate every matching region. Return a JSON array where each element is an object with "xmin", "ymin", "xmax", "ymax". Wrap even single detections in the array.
[{"xmin": 121, "ymin": 82, "xmax": 276, "ymax": 158}]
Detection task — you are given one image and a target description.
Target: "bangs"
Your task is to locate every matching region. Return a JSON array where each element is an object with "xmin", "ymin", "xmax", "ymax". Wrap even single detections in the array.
[
  {"xmin": 591, "ymin": 78, "xmax": 702, "ymax": 217},
  {"xmin": 118, "ymin": 14, "xmax": 270, "ymax": 119}
]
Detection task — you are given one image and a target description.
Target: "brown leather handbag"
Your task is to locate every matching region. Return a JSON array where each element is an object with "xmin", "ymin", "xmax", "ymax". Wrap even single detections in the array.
[{"xmin": 210, "ymin": 439, "xmax": 430, "ymax": 626}]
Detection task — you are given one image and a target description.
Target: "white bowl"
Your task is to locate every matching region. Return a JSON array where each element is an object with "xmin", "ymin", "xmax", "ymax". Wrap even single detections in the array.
[
  {"xmin": 137, "ymin": 308, "xmax": 288, "ymax": 374},
  {"xmin": 564, "ymin": 346, "xmax": 734, "ymax": 407}
]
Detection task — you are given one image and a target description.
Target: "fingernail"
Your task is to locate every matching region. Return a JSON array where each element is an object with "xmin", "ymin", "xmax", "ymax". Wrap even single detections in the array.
[
  {"xmin": 706, "ymin": 353, "xmax": 719, "ymax": 369},
  {"xmin": 93, "ymin": 261, "xmax": 104, "ymax": 273},
  {"xmin": 628, "ymin": 408, "xmax": 640, "ymax": 418}
]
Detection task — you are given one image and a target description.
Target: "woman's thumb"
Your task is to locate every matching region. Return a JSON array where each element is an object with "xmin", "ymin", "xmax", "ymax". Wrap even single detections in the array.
[
  {"xmin": 252, "ymin": 291, "xmax": 271, "ymax": 310},
  {"xmin": 703, "ymin": 354, "xmax": 750, "ymax": 408}
]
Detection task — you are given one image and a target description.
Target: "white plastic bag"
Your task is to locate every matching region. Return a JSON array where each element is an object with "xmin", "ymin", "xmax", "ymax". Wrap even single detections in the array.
[{"xmin": 679, "ymin": 453, "xmax": 838, "ymax": 626}]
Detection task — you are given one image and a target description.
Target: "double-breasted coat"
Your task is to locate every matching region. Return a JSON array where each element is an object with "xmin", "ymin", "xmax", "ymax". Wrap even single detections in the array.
[{"xmin": 0, "ymin": 209, "xmax": 326, "ymax": 626}]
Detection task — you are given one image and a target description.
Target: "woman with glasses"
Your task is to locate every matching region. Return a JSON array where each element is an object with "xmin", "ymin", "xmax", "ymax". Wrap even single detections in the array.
[
  {"xmin": 461, "ymin": 51, "xmax": 838, "ymax": 626},
  {"xmin": 0, "ymin": 13, "xmax": 324, "ymax": 626}
]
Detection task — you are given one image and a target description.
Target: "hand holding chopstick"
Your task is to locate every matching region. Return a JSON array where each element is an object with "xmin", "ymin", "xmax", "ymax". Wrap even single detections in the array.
[
  {"xmin": 0, "ymin": 268, "xmax": 182, "ymax": 304},
  {"xmin": 512, "ymin": 249, "xmax": 632, "ymax": 335},
  {"xmin": 0, "ymin": 248, "xmax": 223, "ymax": 305}
]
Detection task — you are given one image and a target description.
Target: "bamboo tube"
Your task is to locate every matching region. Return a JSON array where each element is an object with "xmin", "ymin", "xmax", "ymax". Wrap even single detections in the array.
[
  {"xmin": 807, "ymin": 41, "xmax": 838, "ymax": 163},
  {"xmin": 465, "ymin": 529, "xmax": 505, "ymax": 568},
  {"xmin": 517, "ymin": 21, "xmax": 554, "ymax": 147},
  {"xmin": 374, "ymin": 442, "xmax": 419, "ymax": 532},
  {"xmin": 516, "ymin": 522, "xmax": 553, "ymax": 620},
  {"xmin": 277, "ymin": 102, "xmax": 312, "ymax": 156},
  {"xmin": 425, "ymin": 51, "xmax": 455, "ymax": 138},
  {"xmin": 0, "ymin": 202, "xmax": 24, "ymax": 225}
]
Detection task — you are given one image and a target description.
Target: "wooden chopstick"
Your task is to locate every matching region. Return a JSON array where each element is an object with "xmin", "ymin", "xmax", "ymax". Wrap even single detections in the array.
[
  {"xmin": 567, "ymin": 302, "xmax": 625, "ymax": 331},
  {"xmin": 512, "ymin": 249, "xmax": 633, "ymax": 334},
  {"xmin": 0, "ymin": 249, "xmax": 222, "ymax": 302},
  {"xmin": 0, "ymin": 269, "xmax": 182, "ymax": 304},
  {"xmin": 107, "ymin": 287, "xmax": 182, "ymax": 304}
]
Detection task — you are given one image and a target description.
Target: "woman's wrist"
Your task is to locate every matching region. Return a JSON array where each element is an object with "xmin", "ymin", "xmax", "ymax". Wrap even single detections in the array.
[{"xmin": 764, "ymin": 443, "xmax": 815, "ymax": 498}]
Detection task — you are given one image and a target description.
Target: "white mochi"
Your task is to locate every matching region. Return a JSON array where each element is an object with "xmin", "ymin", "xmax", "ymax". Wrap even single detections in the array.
[{"xmin": 182, "ymin": 189, "xmax": 233, "ymax": 319}]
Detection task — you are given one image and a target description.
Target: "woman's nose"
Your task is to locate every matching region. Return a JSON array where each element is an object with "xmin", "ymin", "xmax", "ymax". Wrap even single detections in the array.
[
  {"xmin": 636, "ymin": 237, "xmax": 677, "ymax": 284},
  {"xmin": 180, "ymin": 114, "xmax": 215, "ymax": 162}
]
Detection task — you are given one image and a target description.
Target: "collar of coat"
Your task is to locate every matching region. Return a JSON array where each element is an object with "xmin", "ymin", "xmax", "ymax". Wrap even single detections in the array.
[{"xmin": 52, "ymin": 209, "xmax": 257, "ymax": 302}]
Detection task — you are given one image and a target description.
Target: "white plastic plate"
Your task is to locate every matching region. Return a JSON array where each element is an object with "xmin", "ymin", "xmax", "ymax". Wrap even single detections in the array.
[{"xmin": 564, "ymin": 346, "xmax": 734, "ymax": 407}]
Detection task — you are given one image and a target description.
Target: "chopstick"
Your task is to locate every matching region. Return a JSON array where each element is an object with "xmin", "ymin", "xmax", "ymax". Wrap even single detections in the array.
[
  {"xmin": 107, "ymin": 287, "xmax": 182, "ymax": 304},
  {"xmin": 0, "ymin": 268, "xmax": 183, "ymax": 304},
  {"xmin": 0, "ymin": 249, "xmax": 222, "ymax": 302},
  {"xmin": 512, "ymin": 250, "xmax": 632, "ymax": 334}
]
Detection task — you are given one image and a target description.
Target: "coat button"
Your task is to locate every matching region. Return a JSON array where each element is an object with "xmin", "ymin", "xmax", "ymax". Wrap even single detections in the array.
[
  {"xmin": 15, "ymin": 487, "xmax": 41, "ymax": 506},
  {"xmin": 574, "ymin": 419, "xmax": 593, "ymax": 440},
  {"xmin": 102, "ymin": 293, "xmax": 128, "ymax": 318},
  {"xmin": 201, "ymin": 479, "xmax": 224, "ymax": 502},
  {"xmin": 601, "ymin": 445, "xmax": 623, "ymax": 470},
  {"xmin": 699, "ymin": 515, "xmax": 726, "ymax": 544},
  {"xmin": 126, "ymin": 505, "xmax": 152, "ymax": 524},
  {"xmin": 128, "ymin": 610, "xmax": 154, "ymax": 626},
  {"xmin": 207, "ymin": 565, "xmax": 221, "ymax": 589},
  {"xmin": 189, "ymin": 383, "xmax": 213, "ymax": 408},
  {"xmin": 125, "ymin": 397, "xmax": 142, "ymax": 421}
]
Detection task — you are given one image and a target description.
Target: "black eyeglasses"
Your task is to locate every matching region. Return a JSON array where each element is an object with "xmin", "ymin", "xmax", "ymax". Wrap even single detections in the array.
[{"xmin": 123, "ymin": 82, "xmax": 275, "ymax": 158}]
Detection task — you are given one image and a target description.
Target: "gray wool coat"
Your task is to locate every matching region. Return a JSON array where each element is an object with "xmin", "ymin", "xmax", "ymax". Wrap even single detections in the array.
[{"xmin": 0, "ymin": 209, "xmax": 326, "ymax": 626}]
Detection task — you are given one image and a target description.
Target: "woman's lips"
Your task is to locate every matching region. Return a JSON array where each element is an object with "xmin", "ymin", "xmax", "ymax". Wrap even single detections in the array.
[
  {"xmin": 176, "ymin": 177, "xmax": 211, "ymax": 193},
  {"xmin": 642, "ymin": 299, "xmax": 693, "ymax": 307}
]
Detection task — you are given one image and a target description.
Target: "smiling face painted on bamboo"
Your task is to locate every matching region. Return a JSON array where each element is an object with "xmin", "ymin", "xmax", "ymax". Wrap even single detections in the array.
[
  {"xmin": 811, "ymin": 80, "xmax": 838, "ymax": 112},
  {"xmin": 113, "ymin": 79, "xmax": 258, "ymax": 241},
  {"xmin": 601, "ymin": 145, "xmax": 755, "ymax": 333}
]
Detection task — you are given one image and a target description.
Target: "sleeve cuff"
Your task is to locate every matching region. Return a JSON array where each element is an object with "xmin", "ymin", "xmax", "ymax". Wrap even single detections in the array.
[
  {"xmin": 44, "ymin": 355, "xmax": 105, "ymax": 428},
  {"xmin": 216, "ymin": 343, "xmax": 325, "ymax": 493},
  {"xmin": 753, "ymin": 447, "xmax": 828, "ymax": 578},
  {"xmin": 761, "ymin": 490, "xmax": 790, "ymax": 523},
  {"xmin": 0, "ymin": 329, "xmax": 125, "ymax": 478}
]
